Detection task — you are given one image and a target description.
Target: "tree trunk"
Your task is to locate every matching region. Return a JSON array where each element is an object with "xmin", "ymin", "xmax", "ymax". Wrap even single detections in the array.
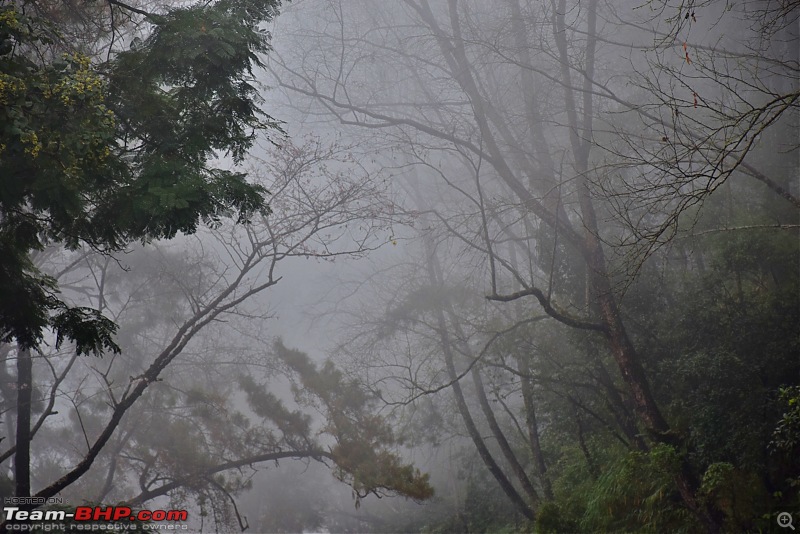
[
  {"xmin": 517, "ymin": 354, "xmax": 553, "ymax": 500},
  {"xmin": 423, "ymin": 236, "xmax": 535, "ymax": 521},
  {"xmin": 470, "ymin": 365, "xmax": 540, "ymax": 506},
  {"xmin": 15, "ymin": 347, "xmax": 32, "ymax": 498}
]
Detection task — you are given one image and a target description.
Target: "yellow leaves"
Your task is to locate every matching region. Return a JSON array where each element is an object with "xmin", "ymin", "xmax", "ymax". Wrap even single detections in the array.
[
  {"xmin": 0, "ymin": 6, "xmax": 19, "ymax": 30},
  {"xmin": 0, "ymin": 73, "xmax": 26, "ymax": 105},
  {"xmin": 70, "ymin": 53, "xmax": 92, "ymax": 70},
  {"xmin": 2, "ymin": 52, "xmax": 115, "ymax": 170},
  {"xmin": 20, "ymin": 131, "xmax": 41, "ymax": 158},
  {"xmin": 47, "ymin": 53, "xmax": 106, "ymax": 107}
]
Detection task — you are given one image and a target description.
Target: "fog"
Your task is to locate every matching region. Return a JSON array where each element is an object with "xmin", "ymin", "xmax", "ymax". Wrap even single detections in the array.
[{"xmin": 1, "ymin": 0, "xmax": 798, "ymax": 532}]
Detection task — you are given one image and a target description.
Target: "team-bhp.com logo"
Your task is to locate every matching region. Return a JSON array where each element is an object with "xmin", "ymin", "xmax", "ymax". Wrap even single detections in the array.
[{"xmin": 3, "ymin": 506, "xmax": 188, "ymax": 531}]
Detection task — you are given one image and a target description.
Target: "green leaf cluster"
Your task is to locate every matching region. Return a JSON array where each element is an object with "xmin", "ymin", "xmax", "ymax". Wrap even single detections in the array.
[{"xmin": 0, "ymin": 0, "xmax": 282, "ymax": 353}]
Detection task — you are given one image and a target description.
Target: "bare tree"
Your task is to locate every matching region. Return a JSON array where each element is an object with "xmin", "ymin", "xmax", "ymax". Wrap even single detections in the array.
[
  {"xmin": 267, "ymin": 0, "xmax": 797, "ymax": 527},
  {"xmin": 0, "ymin": 138, "xmax": 431, "ymax": 528}
]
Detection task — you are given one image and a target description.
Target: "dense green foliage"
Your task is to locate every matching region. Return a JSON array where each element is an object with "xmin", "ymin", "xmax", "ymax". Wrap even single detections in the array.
[
  {"xmin": 414, "ymin": 183, "xmax": 800, "ymax": 532},
  {"xmin": 0, "ymin": 0, "xmax": 279, "ymax": 352}
]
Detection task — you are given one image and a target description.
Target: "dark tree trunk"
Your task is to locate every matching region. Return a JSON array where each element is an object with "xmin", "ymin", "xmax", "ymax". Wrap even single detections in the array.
[
  {"xmin": 15, "ymin": 347, "xmax": 32, "ymax": 498},
  {"xmin": 517, "ymin": 354, "xmax": 553, "ymax": 500},
  {"xmin": 423, "ymin": 238, "xmax": 535, "ymax": 521}
]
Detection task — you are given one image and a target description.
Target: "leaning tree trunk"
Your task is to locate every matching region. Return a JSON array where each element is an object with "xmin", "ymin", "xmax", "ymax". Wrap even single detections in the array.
[
  {"xmin": 422, "ymin": 231, "xmax": 536, "ymax": 521},
  {"xmin": 550, "ymin": 0, "xmax": 722, "ymax": 529}
]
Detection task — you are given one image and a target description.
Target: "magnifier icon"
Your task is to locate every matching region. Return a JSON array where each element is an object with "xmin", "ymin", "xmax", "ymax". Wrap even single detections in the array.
[{"xmin": 779, "ymin": 512, "xmax": 795, "ymax": 530}]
